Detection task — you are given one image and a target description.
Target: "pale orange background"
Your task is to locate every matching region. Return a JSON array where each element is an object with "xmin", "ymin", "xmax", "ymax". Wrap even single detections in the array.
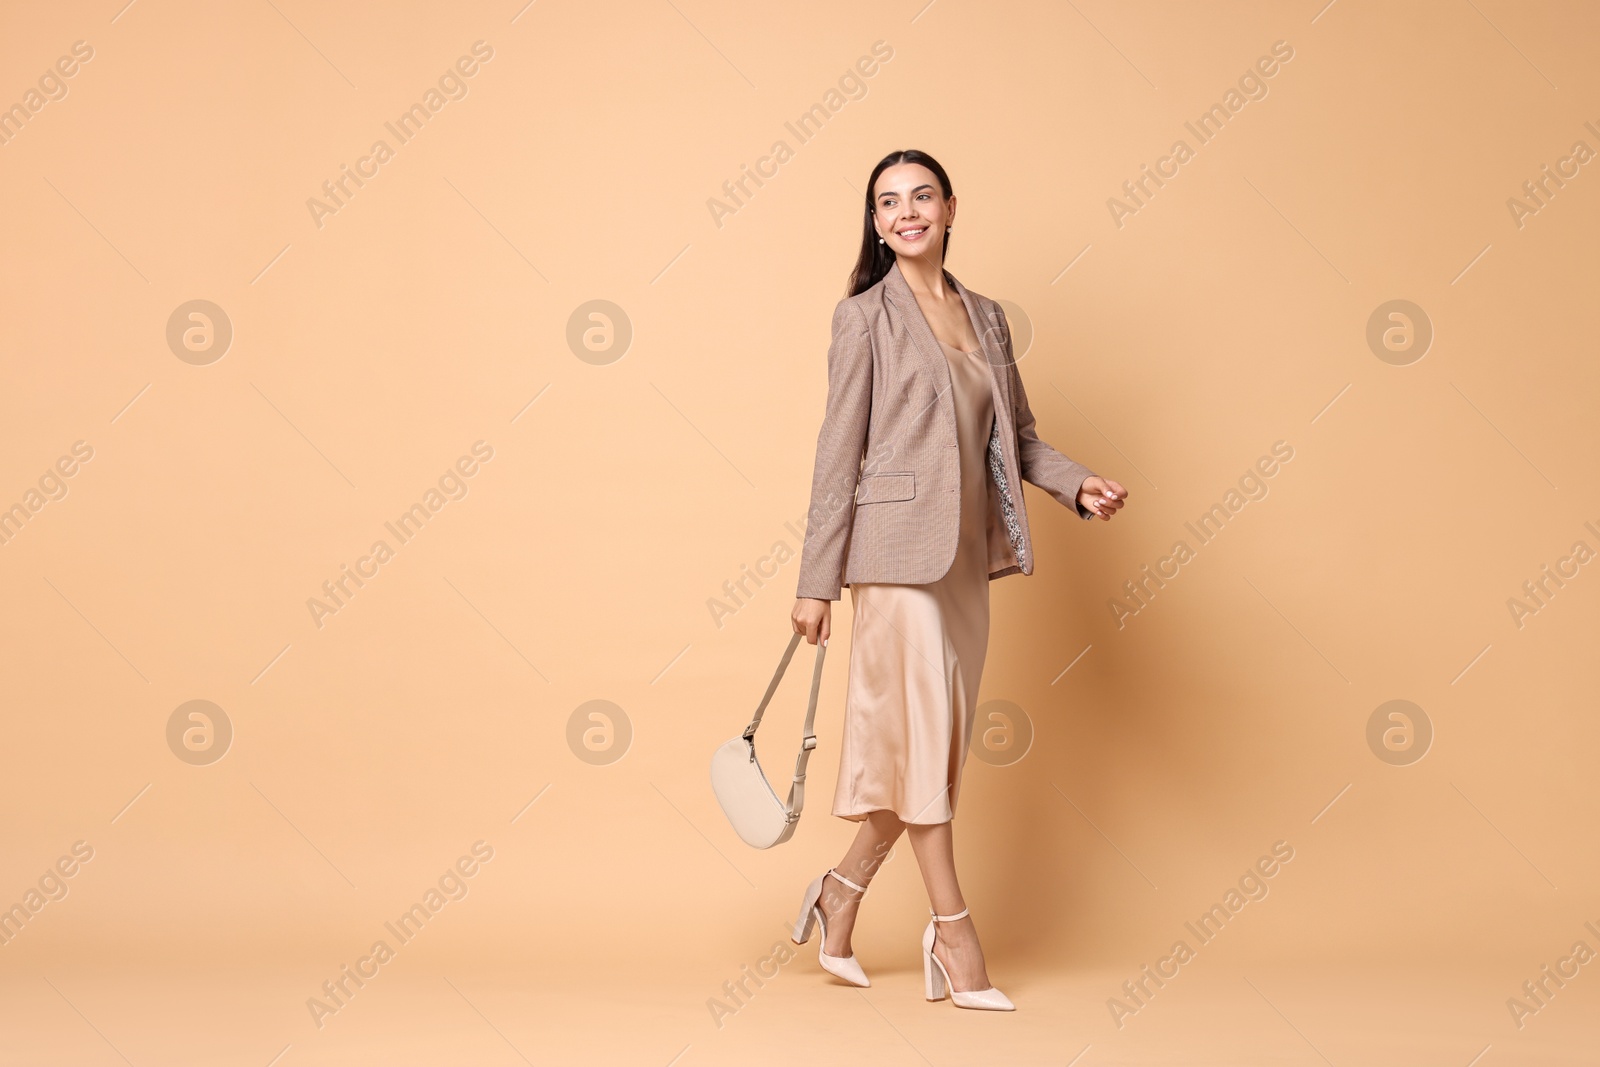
[{"xmin": 2, "ymin": 1, "xmax": 1597, "ymax": 1064}]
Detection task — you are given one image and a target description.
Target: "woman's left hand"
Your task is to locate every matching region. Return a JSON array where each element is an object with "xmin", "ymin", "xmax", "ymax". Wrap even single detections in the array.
[{"xmin": 1079, "ymin": 476, "xmax": 1128, "ymax": 521}]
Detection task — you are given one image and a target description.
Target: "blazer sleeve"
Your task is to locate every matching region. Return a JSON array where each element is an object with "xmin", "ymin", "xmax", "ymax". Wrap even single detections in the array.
[
  {"xmin": 795, "ymin": 297, "xmax": 873, "ymax": 601},
  {"xmin": 1001, "ymin": 306, "xmax": 1099, "ymax": 521}
]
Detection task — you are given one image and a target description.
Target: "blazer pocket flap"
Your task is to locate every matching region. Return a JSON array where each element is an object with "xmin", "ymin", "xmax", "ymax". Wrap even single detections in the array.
[{"xmin": 855, "ymin": 471, "xmax": 916, "ymax": 504}]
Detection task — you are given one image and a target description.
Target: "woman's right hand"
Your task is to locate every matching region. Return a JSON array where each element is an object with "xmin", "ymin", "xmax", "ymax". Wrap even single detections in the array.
[{"xmin": 792, "ymin": 598, "xmax": 831, "ymax": 646}]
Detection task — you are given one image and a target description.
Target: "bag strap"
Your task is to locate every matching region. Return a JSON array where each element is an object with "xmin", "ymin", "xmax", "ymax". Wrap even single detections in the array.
[
  {"xmin": 742, "ymin": 630, "xmax": 802, "ymax": 739},
  {"xmin": 743, "ymin": 630, "xmax": 828, "ymax": 823}
]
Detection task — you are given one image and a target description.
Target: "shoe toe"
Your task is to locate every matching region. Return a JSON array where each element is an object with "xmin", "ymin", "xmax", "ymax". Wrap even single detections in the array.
[
  {"xmin": 818, "ymin": 951, "xmax": 870, "ymax": 987},
  {"xmin": 951, "ymin": 987, "xmax": 1014, "ymax": 1011}
]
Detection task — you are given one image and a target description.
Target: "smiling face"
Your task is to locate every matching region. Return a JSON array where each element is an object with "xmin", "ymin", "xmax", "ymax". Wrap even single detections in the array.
[{"xmin": 871, "ymin": 162, "xmax": 953, "ymax": 264}]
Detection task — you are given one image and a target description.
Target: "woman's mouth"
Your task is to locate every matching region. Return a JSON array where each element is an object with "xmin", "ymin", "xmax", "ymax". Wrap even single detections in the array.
[{"xmin": 897, "ymin": 227, "xmax": 927, "ymax": 241}]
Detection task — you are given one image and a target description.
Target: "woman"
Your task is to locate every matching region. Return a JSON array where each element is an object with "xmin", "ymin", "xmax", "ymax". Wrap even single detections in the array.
[{"xmin": 788, "ymin": 149, "xmax": 1128, "ymax": 1011}]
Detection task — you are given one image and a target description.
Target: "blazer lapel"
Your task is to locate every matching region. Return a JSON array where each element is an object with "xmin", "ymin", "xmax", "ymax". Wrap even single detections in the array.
[
  {"xmin": 883, "ymin": 259, "xmax": 951, "ymax": 399},
  {"xmin": 883, "ymin": 260, "xmax": 1011, "ymax": 410},
  {"xmin": 950, "ymin": 273, "xmax": 1013, "ymax": 418},
  {"xmin": 949, "ymin": 273, "xmax": 1029, "ymax": 571},
  {"xmin": 880, "ymin": 259, "xmax": 1030, "ymax": 570}
]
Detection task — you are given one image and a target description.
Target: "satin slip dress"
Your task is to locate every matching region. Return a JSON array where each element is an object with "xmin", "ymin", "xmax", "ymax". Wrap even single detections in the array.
[{"xmin": 832, "ymin": 335, "xmax": 1018, "ymax": 825}]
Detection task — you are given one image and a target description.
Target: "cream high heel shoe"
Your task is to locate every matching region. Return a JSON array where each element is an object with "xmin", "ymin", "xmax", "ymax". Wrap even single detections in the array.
[
  {"xmin": 791, "ymin": 868, "xmax": 870, "ymax": 987},
  {"xmin": 922, "ymin": 907, "xmax": 1015, "ymax": 1010}
]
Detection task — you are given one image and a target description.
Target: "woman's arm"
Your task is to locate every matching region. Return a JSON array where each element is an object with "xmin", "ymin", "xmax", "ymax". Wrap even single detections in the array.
[
  {"xmin": 795, "ymin": 297, "xmax": 873, "ymax": 602},
  {"xmin": 1000, "ymin": 307, "xmax": 1099, "ymax": 520}
]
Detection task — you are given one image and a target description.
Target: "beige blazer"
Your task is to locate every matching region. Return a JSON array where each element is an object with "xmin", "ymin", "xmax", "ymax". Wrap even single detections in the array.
[{"xmin": 796, "ymin": 259, "xmax": 1098, "ymax": 602}]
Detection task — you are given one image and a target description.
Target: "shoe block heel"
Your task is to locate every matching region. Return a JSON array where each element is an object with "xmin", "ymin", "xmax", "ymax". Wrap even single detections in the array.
[
  {"xmin": 791, "ymin": 904, "xmax": 817, "ymax": 945},
  {"xmin": 924, "ymin": 950, "xmax": 948, "ymax": 1000},
  {"xmin": 922, "ymin": 922, "xmax": 947, "ymax": 1001},
  {"xmin": 791, "ymin": 873, "xmax": 824, "ymax": 944}
]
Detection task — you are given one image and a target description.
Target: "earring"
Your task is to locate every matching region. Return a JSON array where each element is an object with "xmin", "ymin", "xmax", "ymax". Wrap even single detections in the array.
[
  {"xmin": 946, "ymin": 226, "xmax": 952, "ymax": 232},
  {"xmin": 879, "ymin": 237, "xmax": 885, "ymax": 243}
]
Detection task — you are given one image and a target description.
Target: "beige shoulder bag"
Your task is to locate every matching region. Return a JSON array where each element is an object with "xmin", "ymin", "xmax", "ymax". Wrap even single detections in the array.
[{"xmin": 709, "ymin": 631, "xmax": 828, "ymax": 849}]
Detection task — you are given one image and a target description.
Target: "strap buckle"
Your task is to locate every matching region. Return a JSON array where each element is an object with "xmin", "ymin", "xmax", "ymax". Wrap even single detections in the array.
[{"xmin": 802, "ymin": 735, "xmax": 817, "ymax": 751}]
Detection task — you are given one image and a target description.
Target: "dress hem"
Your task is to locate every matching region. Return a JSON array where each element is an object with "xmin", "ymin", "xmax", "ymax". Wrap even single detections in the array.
[{"xmin": 832, "ymin": 805, "xmax": 954, "ymax": 826}]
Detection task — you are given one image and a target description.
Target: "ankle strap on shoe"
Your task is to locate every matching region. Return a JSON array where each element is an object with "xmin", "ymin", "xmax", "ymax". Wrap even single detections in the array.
[
  {"xmin": 930, "ymin": 906, "xmax": 969, "ymax": 922},
  {"xmin": 828, "ymin": 869, "xmax": 869, "ymax": 894}
]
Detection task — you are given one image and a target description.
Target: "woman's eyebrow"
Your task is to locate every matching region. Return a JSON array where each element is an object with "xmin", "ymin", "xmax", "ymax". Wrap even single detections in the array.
[{"xmin": 876, "ymin": 183, "xmax": 935, "ymax": 201}]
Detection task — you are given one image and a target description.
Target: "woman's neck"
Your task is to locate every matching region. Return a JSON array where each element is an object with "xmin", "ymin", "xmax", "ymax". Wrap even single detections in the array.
[{"xmin": 897, "ymin": 256, "xmax": 953, "ymax": 299}]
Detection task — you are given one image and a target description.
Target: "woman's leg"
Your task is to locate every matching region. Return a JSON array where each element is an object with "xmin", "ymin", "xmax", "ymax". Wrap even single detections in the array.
[
  {"xmin": 818, "ymin": 809, "xmax": 904, "ymax": 955},
  {"xmin": 906, "ymin": 819, "xmax": 992, "ymax": 990}
]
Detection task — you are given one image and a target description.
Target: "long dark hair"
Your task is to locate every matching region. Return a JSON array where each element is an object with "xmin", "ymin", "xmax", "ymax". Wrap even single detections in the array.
[{"xmin": 846, "ymin": 149, "xmax": 955, "ymax": 297}]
